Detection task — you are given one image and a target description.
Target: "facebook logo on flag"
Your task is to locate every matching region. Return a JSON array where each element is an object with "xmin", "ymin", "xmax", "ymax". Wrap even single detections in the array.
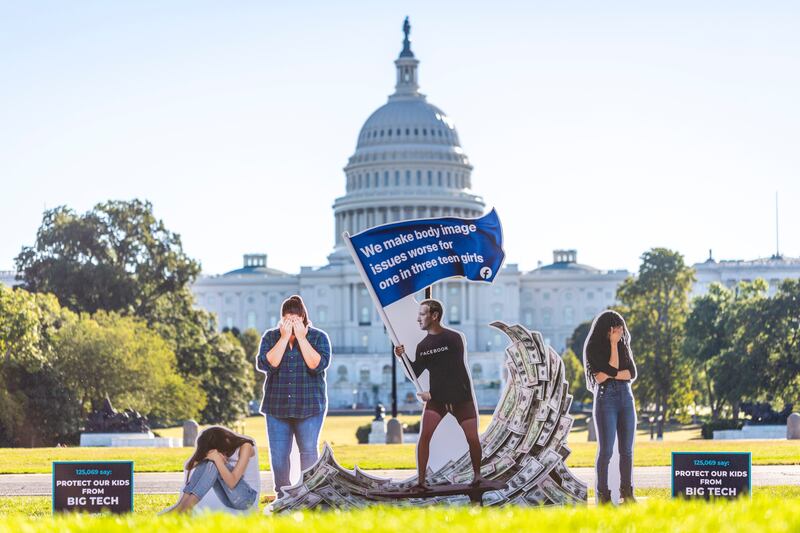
[{"xmin": 346, "ymin": 209, "xmax": 505, "ymax": 307}]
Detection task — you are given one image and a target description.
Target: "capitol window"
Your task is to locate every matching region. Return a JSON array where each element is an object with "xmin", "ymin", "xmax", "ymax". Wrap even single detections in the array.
[
  {"xmin": 405, "ymin": 170, "xmax": 411, "ymax": 185},
  {"xmin": 587, "ymin": 292, "xmax": 594, "ymax": 300},
  {"xmin": 359, "ymin": 368, "xmax": 371, "ymax": 383},
  {"xmin": 406, "ymin": 128, "xmax": 410, "ymax": 135},
  {"xmin": 472, "ymin": 363, "xmax": 483, "ymax": 380},
  {"xmin": 246, "ymin": 311, "xmax": 257, "ymax": 330},
  {"xmin": 414, "ymin": 128, "xmax": 418, "ymax": 135},
  {"xmin": 437, "ymin": 171, "xmax": 442, "ymax": 186},
  {"xmin": 416, "ymin": 170, "xmax": 422, "ymax": 185},
  {"xmin": 427, "ymin": 170, "xmax": 432, "ymax": 185},
  {"xmin": 360, "ymin": 306, "xmax": 371, "ymax": 325},
  {"xmin": 337, "ymin": 366, "xmax": 348, "ymax": 383},
  {"xmin": 564, "ymin": 307, "xmax": 574, "ymax": 323},
  {"xmin": 565, "ymin": 292, "xmax": 572, "ymax": 301},
  {"xmin": 449, "ymin": 305, "xmax": 461, "ymax": 325},
  {"xmin": 523, "ymin": 310, "xmax": 533, "ymax": 326},
  {"xmin": 542, "ymin": 309, "xmax": 552, "ymax": 326},
  {"xmin": 543, "ymin": 292, "xmax": 551, "ymax": 301},
  {"xmin": 423, "ymin": 128, "xmax": 427, "ymax": 135},
  {"xmin": 395, "ymin": 170, "xmax": 400, "ymax": 185}
]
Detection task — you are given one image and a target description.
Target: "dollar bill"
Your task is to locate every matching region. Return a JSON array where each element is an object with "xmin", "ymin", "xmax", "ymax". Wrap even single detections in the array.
[
  {"xmin": 551, "ymin": 415, "xmax": 573, "ymax": 445},
  {"xmin": 522, "ymin": 484, "xmax": 549, "ymax": 505},
  {"xmin": 552, "ymin": 462, "xmax": 588, "ymax": 502},
  {"xmin": 518, "ymin": 413, "xmax": 545, "ymax": 454},
  {"xmin": 502, "ymin": 456, "xmax": 545, "ymax": 497},
  {"xmin": 508, "ymin": 386, "xmax": 534, "ymax": 435},
  {"xmin": 506, "ymin": 343, "xmax": 534, "ymax": 387}
]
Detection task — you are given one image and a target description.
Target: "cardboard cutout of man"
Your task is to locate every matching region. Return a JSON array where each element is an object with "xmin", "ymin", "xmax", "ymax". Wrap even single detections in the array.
[{"xmin": 394, "ymin": 299, "xmax": 484, "ymax": 490}]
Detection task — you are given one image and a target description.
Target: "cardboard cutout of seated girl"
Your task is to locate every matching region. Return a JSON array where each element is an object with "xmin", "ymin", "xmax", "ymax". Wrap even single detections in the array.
[{"xmin": 392, "ymin": 297, "xmax": 484, "ymax": 489}]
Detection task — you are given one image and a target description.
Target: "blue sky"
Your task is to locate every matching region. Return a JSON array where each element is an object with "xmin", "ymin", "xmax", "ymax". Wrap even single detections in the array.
[{"xmin": 2, "ymin": 1, "xmax": 798, "ymax": 275}]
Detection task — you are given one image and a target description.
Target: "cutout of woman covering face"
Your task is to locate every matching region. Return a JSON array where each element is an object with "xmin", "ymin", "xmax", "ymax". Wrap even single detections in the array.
[{"xmin": 583, "ymin": 310, "xmax": 638, "ymax": 505}]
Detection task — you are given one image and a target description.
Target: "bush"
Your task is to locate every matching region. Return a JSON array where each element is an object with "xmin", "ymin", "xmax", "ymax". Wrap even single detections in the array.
[
  {"xmin": 701, "ymin": 419, "xmax": 744, "ymax": 439},
  {"xmin": 356, "ymin": 423, "xmax": 371, "ymax": 444}
]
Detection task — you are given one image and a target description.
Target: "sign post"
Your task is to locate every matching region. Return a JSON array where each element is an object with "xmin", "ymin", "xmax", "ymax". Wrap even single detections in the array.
[
  {"xmin": 53, "ymin": 461, "xmax": 134, "ymax": 514},
  {"xmin": 671, "ymin": 452, "xmax": 751, "ymax": 499}
]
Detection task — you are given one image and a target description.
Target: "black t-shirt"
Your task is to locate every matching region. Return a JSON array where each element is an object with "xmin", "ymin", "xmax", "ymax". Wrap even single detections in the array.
[
  {"xmin": 586, "ymin": 340, "xmax": 637, "ymax": 381},
  {"xmin": 410, "ymin": 328, "xmax": 473, "ymax": 403}
]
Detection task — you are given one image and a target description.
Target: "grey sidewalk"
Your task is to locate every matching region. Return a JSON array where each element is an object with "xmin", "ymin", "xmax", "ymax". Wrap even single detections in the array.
[{"xmin": 2, "ymin": 466, "xmax": 799, "ymax": 496}]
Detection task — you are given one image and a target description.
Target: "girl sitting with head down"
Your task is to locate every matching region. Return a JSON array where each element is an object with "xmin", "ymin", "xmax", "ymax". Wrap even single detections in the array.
[{"xmin": 163, "ymin": 426, "xmax": 259, "ymax": 513}]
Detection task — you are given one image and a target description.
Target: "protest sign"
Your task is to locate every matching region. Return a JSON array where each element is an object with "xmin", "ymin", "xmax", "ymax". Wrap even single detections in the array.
[
  {"xmin": 344, "ymin": 209, "xmax": 505, "ymax": 470},
  {"xmin": 53, "ymin": 461, "xmax": 133, "ymax": 514}
]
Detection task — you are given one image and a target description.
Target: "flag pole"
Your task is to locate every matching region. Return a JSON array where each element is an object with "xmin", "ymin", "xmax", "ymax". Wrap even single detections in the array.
[{"xmin": 342, "ymin": 232, "xmax": 423, "ymax": 393}]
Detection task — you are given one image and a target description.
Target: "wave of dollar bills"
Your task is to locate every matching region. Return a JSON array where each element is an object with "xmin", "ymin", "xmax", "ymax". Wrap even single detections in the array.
[{"xmin": 270, "ymin": 322, "xmax": 587, "ymax": 512}]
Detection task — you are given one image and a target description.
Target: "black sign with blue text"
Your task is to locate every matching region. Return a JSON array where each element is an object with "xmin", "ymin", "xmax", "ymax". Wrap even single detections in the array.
[
  {"xmin": 52, "ymin": 461, "xmax": 133, "ymax": 514},
  {"xmin": 672, "ymin": 452, "xmax": 751, "ymax": 499}
]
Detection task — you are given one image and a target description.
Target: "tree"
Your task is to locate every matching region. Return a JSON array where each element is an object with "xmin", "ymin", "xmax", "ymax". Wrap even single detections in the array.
[
  {"xmin": 237, "ymin": 328, "xmax": 263, "ymax": 401},
  {"xmin": 54, "ymin": 311, "xmax": 204, "ymax": 426},
  {"xmin": 617, "ymin": 248, "xmax": 695, "ymax": 437},
  {"xmin": 16, "ymin": 200, "xmax": 253, "ymax": 424},
  {"xmin": 713, "ymin": 280, "xmax": 770, "ymax": 420},
  {"xmin": 561, "ymin": 348, "xmax": 590, "ymax": 405},
  {"xmin": 744, "ymin": 279, "xmax": 800, "ymax": 407},
  {"xmin": 15, "ymin": 200, "xmax": 200, "ymax": 316},
  {"xmin": 199, "ymin": 332, "xmax": 253, "ymax": 425},
  {"xmin": 568, "ymin": 320, "xmax": 592, "ymax": 362},
  {"xmin": 0, "ymin": 286, "xmax": 78, "ymax": 446},
  {"xmin": 683, "ymin": 283, "xmax": 733, "ymax": 419}
]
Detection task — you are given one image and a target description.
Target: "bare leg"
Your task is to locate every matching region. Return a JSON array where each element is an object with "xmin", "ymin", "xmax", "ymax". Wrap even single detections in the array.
[
  {"xmin": 416, "ymin": 408, "xmax": 444, "ymax": 489},
  {"xmin": 459, "ymin": 417, "xmax": 484, "ymax": 486}
]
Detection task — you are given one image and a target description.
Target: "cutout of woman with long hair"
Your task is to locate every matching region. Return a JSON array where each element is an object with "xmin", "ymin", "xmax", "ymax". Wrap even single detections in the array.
[{"xmin": 583, "ymin": 310, "xmax": 638, "ymax": 504}]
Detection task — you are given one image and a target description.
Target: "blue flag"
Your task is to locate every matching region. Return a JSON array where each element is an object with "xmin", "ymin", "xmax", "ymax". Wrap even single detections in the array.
[{"xmin": 346, "ymin": 209, "xmax": 505, "ymax": 307}]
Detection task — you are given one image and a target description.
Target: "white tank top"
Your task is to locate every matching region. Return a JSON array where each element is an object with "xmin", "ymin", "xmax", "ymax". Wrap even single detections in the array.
[{"xmin": 227, "ymin": 445, "xmax": 260, "ymax": 493}]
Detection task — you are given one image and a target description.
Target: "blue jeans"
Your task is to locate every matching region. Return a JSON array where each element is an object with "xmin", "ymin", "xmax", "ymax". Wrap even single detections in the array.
[
  {"xmin": 183, "ymin": 460, "xmax": 257, "ymax": 510},
  {"xmin": 266, "ymin": 410, "xmax": 325, "ymax": 498},
  {"xmin": 594, "ymin": 380, "xmax": 636, "ymax": 492}
]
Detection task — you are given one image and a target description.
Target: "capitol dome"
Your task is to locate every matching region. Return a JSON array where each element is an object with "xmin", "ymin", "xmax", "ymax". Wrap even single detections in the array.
[
  {"xmin": 331, "ymin": 18, "xmax": 484, "ymax": 257},
  {"xmin": 356, "ymin": 99, "xmax": 462, "ymax": 150}
]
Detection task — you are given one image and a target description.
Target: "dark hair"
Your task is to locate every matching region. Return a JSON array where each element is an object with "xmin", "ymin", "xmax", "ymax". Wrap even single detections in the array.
[
  {"xmin": 582, "ymin": 310, "xmax": 635, "ymax": 392},
  {"xmin": 184, "ymin": 426, "xmax": 255, "ymax": 482},
  {"xmin": 420, "ymin": 299, "xmax": 443, "ymax": 321},
  {"xmin": 281, "ymin": 295, "xmax": 309, "ymax": 326}
]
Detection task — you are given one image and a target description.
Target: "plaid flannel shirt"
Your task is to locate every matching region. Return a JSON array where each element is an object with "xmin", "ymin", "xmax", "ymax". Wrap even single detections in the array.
[{"xmin": 256, "ymin": 326, "xmax": 331, "ymax": 418}]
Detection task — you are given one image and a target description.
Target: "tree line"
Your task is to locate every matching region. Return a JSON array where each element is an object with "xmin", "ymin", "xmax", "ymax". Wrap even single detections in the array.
[
  {"xmin": 1, "ymin": 200, "xmax": 255, "ymax": 446},
  {"xmin": 561, "ymin": 248, "xmax": 800, "ymax": 437}
]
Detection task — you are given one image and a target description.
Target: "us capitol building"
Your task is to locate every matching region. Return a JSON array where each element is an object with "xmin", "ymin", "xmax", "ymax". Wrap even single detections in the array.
[{"xmin": 186, "ymin": 23, "xmax": 800, "ymax": 411}]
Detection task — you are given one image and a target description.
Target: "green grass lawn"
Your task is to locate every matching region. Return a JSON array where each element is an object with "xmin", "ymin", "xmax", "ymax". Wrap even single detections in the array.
[
  {"xmin": 0, "ymin": 412, "xmax": 798, "ymax": 474},
  {"xmin": 1, "ymin": 490, "xmax": 800, "ymax": 532},
  {"xmin": 1, "ymin": 439, "xmax": 797, "ymax": 474}
]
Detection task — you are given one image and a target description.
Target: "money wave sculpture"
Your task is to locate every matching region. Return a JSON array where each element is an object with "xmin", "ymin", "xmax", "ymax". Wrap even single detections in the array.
[{"xmin": 271, "ymin": 321, "xmax": 587, "ymax": 512}]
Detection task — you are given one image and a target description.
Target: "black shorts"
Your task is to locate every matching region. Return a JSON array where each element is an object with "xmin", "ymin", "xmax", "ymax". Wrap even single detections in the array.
[{"xmin": 425, "ymin": 400, "xmax": 477, "ymax": 423}]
